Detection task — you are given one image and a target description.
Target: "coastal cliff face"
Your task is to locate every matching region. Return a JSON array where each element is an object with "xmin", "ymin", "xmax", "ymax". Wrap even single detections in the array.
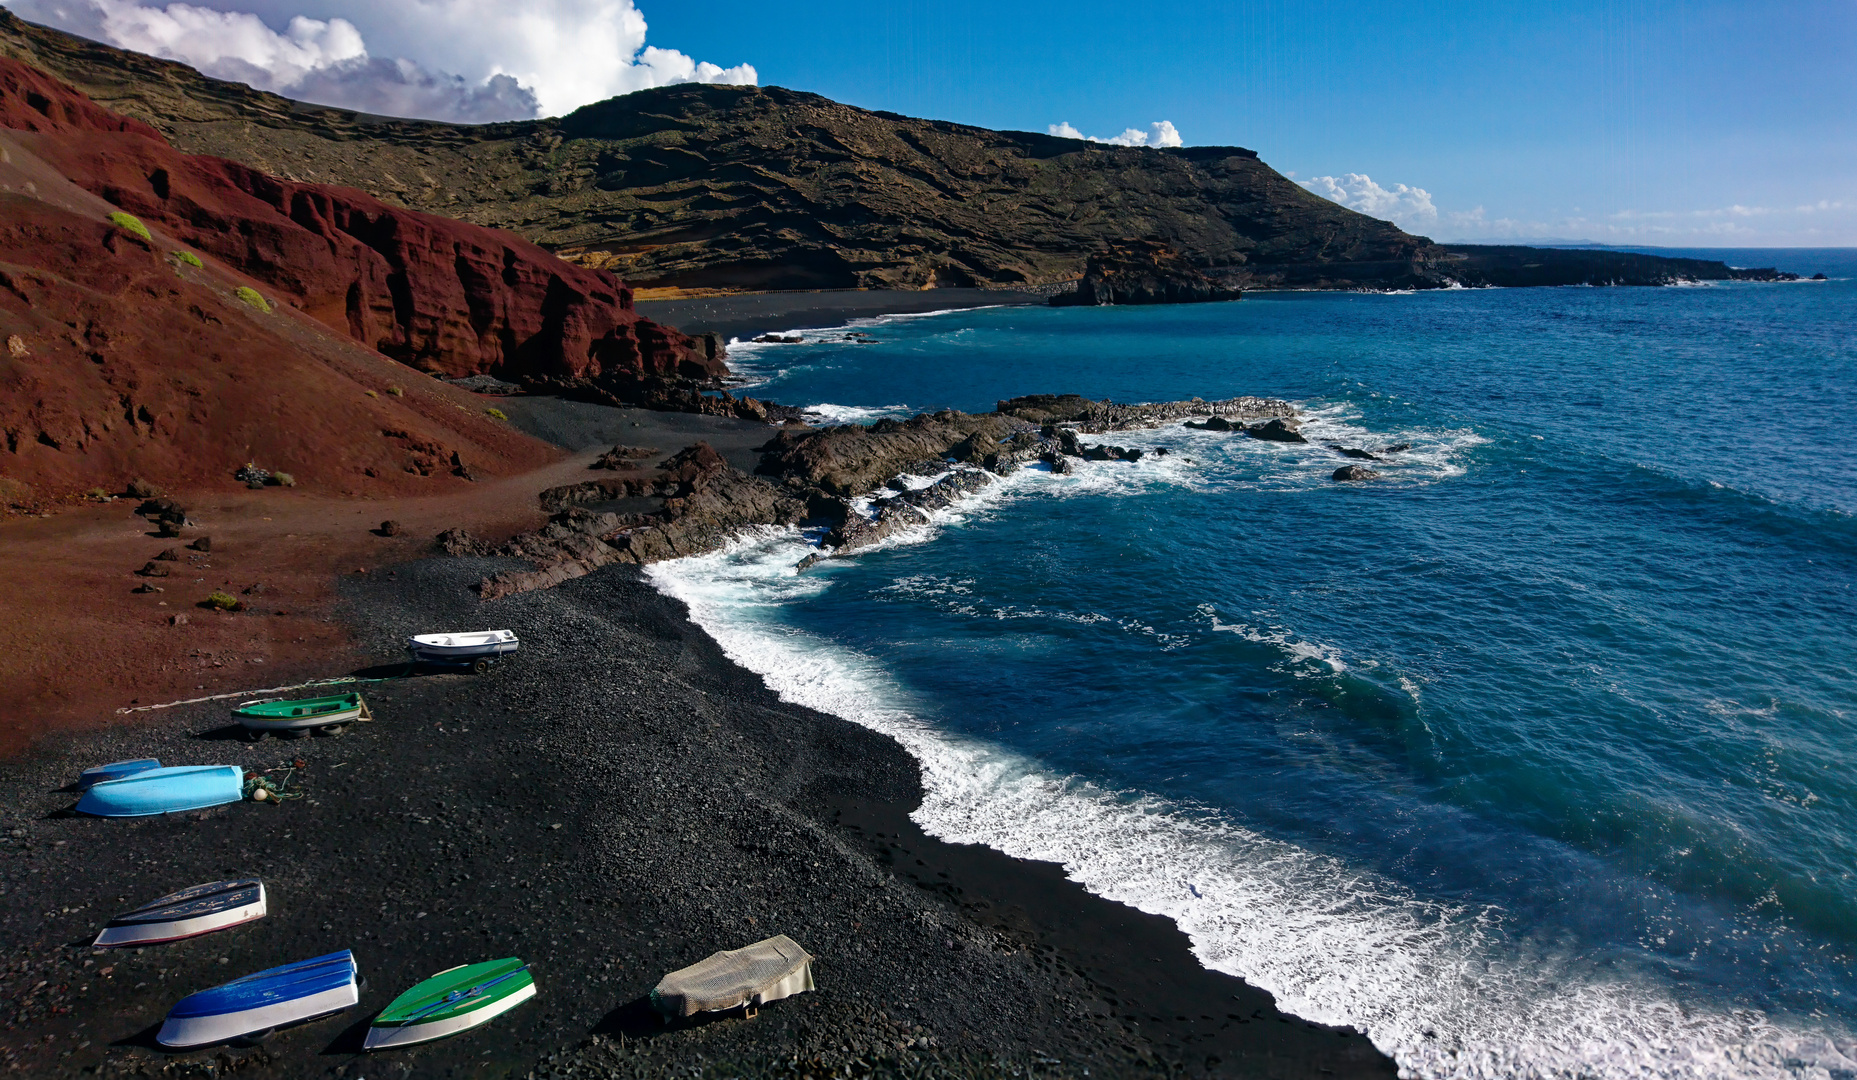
[
  {"xmin": 0, "ymin": 58, "xmax": 719, "ymax": 384},
  {"xmin": 1051, "ymin": 241, "xmax": 1247, "ymax": 306},
  {"xmin": 0, "ymin": 58, "xmax": 725, "ymax": 498},
  {"xmin": 0, "ymin": 10, "xmax": 1437, "ymax": 293}
]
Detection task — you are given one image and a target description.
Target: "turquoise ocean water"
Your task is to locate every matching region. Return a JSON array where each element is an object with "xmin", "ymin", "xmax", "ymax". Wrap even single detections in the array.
[{"xmin": 647, "ymin": 249, "xmax": 1857, "ymax": 1078}]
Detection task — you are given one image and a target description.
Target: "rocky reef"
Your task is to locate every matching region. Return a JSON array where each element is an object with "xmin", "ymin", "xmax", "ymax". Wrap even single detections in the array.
[{"xmin": 453, "ymin": 394, "xmax": 1296, "ymax": 597}]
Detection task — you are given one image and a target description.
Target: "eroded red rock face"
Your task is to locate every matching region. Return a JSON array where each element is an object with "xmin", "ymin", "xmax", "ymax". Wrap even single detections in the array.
[
  {"xmin": 0, "ymin": 185, "xmax": 561, "ymax": 497},
  {"xmin": 0, "ymin": 58, "xmax": 720, "ymax": 383}
]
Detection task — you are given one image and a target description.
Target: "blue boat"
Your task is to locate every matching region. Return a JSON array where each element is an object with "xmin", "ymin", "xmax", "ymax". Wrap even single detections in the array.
[
  {"xmin": 75, "ymin": 765, "xmax": 243, "ymax": 817},
  {"xmin": 78, "ymin": 758, "xmax": 161, "ymax": 789},
  {"xmin": 158, "ymin": 950, "xmax": 359, "ymax": 1048}
]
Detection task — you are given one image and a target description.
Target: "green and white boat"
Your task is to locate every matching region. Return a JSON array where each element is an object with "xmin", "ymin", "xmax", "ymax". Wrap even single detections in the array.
[
  {"xmin": 363, "ymin": 958, "xmax": 535, "ymax": 1050},
  {"xmin": 231, "ymin": 692, "xmax": 370, "ymax": 739}
]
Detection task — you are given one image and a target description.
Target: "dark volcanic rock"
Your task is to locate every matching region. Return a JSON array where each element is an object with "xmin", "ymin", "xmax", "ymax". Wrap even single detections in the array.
[
  {"xmin": 1330, "ymin": 445, "xmax": 1381, "ymax": 460},
  {"xmin": 757, "ymin": 411, "xmax": 1034, "ymax": 496},
  {"xmin": 1440, "ymin": 245, "xmax": 1798, "ymax": 287},
  {"xmin": 435, "ymin": 528, "xmax": 493, "ymax": 556},
  {"xmin": 1000, "ymin": 393, "xmax": 1292, "ymax": 432},
  {"xmin": 1247, "ymin": 417, "xmax": 1308, "ymax": 443},
  {"xmin": 463, "ymin": 392, "xmax": 1311, "ymax": 595},
  {"xmin": 1050, "ymin": 240, "xmax": 1244, "ymax": 306},
  {"xmin": 1333, "ymin": 465, "xmax": 1382, "ymax": 481},
  {"xmin": 591, "ymin": 445, "xmax": 661, "ymax": 469},
  {"xmin": 188, "ymin": 536, "xmax": 211, "ymax": 552},
  {"xmin": 378, "ymin": 519, "xmax": 402, "ymax": 537}
]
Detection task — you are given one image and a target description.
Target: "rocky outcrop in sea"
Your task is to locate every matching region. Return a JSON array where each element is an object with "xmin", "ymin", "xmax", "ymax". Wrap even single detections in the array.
[{"xmin": 455, "ymin": 393, "xmax": 1297, "ymax": 596}]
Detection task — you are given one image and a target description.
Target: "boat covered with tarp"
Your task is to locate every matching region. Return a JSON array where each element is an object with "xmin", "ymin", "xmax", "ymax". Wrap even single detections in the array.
[{"xmin": 650, "ymin": 935, "xmax": 814, "ymax": 1020}]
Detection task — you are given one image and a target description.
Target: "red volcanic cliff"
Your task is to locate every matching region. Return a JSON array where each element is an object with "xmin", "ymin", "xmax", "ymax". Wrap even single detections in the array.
[{"xmin": 0, "ymin": 59, "xmax": 718, "ymax": 383}]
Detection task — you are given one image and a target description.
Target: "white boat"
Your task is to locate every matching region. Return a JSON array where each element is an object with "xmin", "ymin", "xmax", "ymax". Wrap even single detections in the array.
[
  {"xmin": 94, "ymin": 880, "xmax": 266, "ymax": 948},
  {"xmin": 407, "ymin": 630, "xmax": 519, "ymax": 664}
]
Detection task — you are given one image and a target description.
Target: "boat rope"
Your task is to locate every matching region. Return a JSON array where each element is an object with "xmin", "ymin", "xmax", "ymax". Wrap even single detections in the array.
[
  {"xmin": 114, "ymin": 668, "xmax": 417, "ymax": 715},
  {"xmin": 244, "ymin": 764, "xmax": 305, "ymax": 804},
  {"xmin": 400, "ymin": 967, "xmax": 530, "ymax": 1023}
]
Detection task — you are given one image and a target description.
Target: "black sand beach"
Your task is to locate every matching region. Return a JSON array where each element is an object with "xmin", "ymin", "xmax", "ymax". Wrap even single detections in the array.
[
  {"xmin": 1, "ymin": 380, "xmax": 1398, "ymax": 1078},
  {"xmin": 637, "ymin": 289, "xmax": 1048, "ymax": 342}
]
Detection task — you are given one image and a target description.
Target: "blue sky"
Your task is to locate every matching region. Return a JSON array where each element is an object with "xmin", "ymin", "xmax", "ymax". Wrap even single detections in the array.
[
  {"xmin": 647, "ymin": 0, "xmax": 1856, "ymax": 246},
  {"xmin": 9, "ymin": 0, "xmax": 1853, "ymax": 245}
]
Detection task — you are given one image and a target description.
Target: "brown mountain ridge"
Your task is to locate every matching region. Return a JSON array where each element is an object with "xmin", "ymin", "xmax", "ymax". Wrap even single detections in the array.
[{"xmin": 0, "ymin": 10, "xmax": 1794, "ymax": 295}]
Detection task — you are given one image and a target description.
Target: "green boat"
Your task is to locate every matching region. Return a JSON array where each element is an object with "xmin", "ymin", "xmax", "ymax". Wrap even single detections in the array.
[
  {"xmin": 231, "ymin": 692, "xmax": 370, "ymax": 739},
  {"xmin": 364, "ymin": 958, "xmax": 535, "ymax": 1050}
]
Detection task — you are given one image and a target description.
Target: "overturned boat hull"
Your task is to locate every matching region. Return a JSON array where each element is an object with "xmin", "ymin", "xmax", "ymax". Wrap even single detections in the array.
[
  {"xmin": 364, "ymin": 958, "xmax": 535, "ymax": 1050},
  {"xmin": 76, "ymin": 765, "xmax": 243, "ymax": 817},
  {"xmin": 158, "ymin": 950, "xmax": 357, "ymax": 1049},
  {"xmin": 94, "ymin": 879, "xmax": 266, "ymax": 948},
  {"xmin": 78, "ymin": 758, "xmax": 161, "ymax": 789}
]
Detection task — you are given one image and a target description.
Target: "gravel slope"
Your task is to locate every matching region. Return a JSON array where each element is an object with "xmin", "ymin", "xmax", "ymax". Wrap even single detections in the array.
[{"xmin": 0, "ymin": 556, "xmax": 1395, "ymax": 1078}]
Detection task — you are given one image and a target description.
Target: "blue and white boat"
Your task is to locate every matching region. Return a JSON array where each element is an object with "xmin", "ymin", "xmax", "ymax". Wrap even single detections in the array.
[
  {"xmin": 157, "ymin": 950, "xmax": 359, "ymax": 1048},
  {"xmin": 78, "ymin": 758, "xmax": 161, "ymax": 789},
  {"xmin": 75, "ymin": 765, "xmax": 243, "ymax": 817},
  {"xmin": 93, "ymin": 880, "xmax": 266, "ymax": 948}
]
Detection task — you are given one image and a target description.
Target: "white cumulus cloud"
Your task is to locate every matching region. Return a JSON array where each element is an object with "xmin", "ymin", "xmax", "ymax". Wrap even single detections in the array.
[
  {"xmin": 4, "ymin": 0, "xmax": 757, "ymax": 122},
  {"xmin": 1298, "ymin": 173, "xmax": 1439, "ymax": 231},
  {"xmin": 1048, "ymin": 120, "xmax": 1183, "ymax": 148}
]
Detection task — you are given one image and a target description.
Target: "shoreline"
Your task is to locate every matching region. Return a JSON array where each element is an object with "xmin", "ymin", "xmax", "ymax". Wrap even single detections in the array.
[
  {"xmin": 636, "ymin": 287, "xmax": 1050, "ymax": 342},
  {"xmin": 0, "ymin": 384, "xmax": 1399, "ymax": 1076},
  {"xmin": 0, "ymin": 554, "xmax": 1396, "ymax": 1078}
]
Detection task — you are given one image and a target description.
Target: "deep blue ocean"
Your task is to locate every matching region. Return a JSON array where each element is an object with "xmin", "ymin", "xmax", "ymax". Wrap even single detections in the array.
[{"xmin": 648, "ymin": 248, "xmax": 1857, "ymax": 1079}]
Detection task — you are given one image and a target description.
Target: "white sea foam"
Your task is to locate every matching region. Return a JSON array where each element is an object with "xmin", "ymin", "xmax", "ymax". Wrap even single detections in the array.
[
  {"xmin": 803, "ymin": 402, "xmax": 916, "ymax": 425},
  {"xmin": 648, "ymin": 529, "xmax": 1853, "ymax": 1080},
  {"xmin": 644, "ymin": 404, "xmax": 1848, "ymax": 1079},
  {"xmin": 1205, "ymin": 611, "xmax": 1349, "ymax": 673}
]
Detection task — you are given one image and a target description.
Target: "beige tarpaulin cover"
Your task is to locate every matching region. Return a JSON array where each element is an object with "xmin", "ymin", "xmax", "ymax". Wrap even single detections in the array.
[{"xmin": 650, "ymin": 935, "xmax": 816, "ymax": 1019}]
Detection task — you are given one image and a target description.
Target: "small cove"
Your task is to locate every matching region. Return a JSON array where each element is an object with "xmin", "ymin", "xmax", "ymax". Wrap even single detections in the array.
[{"xmin": 652, "ymin": 258, "xmax": 1857, "ymax": 1079}]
